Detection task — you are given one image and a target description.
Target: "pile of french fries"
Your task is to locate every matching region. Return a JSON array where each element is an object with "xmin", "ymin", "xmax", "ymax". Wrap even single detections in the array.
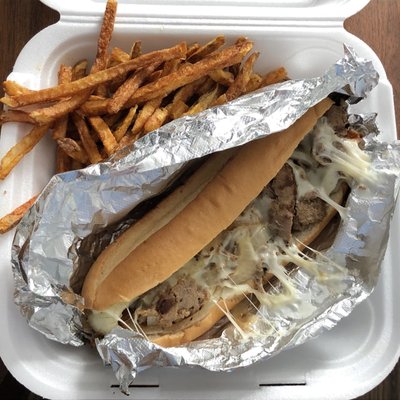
[{"xmin": 0, "ymin": 0, "xmax": 287, "ymax": 233}]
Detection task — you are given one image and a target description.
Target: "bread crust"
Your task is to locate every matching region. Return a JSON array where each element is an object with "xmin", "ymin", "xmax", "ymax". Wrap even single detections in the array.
[
  {"xmin": 147, "ymin": 183, "xmax": 348, "ymax": 347},
  {"xmin": 82, "ymin": 99, "xmax": 334, "ymax": 312}
]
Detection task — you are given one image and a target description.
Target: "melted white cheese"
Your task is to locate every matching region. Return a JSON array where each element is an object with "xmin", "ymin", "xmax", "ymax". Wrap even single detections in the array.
[{"xmin": 89, "ymin": 116, "xmax": 374, "ymax": 336}]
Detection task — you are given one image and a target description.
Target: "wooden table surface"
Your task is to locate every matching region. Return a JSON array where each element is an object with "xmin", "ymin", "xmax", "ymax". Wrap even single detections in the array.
[{"xmin": 0, "ymin": 0, "xmax": 399, "ymax": 399}]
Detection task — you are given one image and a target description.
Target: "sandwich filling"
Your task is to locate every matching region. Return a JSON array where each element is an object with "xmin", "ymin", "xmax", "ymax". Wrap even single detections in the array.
[{"xmin": 88, "ymin": 105, "xmax": 373, "ymax": 337}]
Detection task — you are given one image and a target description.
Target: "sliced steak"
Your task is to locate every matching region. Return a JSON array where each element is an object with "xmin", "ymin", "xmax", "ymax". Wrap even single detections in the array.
[
  {"xmin": 136, "ymin": 276, "xmax": 209, "ymax": 328},
  {"xmin": 293, "ymin": 196, "xmax": 327, "ymax": 231},
  {"xmin": 268, "ymin": 164, "xmax": 296, "ymax": 242}
]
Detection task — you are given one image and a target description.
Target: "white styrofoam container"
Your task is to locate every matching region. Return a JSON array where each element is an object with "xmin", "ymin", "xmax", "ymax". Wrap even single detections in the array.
[{"xmin": 0, "ymin": 1, "xmax": 399, "ymax": 399}]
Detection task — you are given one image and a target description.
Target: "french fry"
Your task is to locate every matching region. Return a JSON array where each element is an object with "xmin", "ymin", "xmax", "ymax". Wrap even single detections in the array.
[
  {"xmin": 108, "ymin": 61, "xmax": 162, "ymax": 114},
  {"xmin": 244, "ymin": 73, "xmax": 263, "ymax": 93},
  {"xmin": 0, "ymin": 124, "xmax": 49, "ymax": 180},
  {"xmin": 163, "ymin": 58, "xmax": 182, "ymax": 75},
  {"xmin": 91, "ymin": 0, "xmax": 117, "ymax": 97},
  {"xmin": 148, "ymin": 70, "xmax": 163, "ymax": 82},
  {"xmin": 72, "ymin": 59, "xmax": 88, "ymax": 81},
  {"xmin": 114, "ymin": 106, "xmax": 138, "ymax": 142},
  {"xmin": 169, "ymin": 99, "xmax": 189, "ymax": 120},
  {"xmin": 57, "ymin": 138, "xmax": 89, "ymax": 164},
  {"xmin": 194, "ymin": 77, "xmax": 215, "ymax": 96},
  {"xmin": 0, "ymin": 195, "xmax": 38, "ymax": 234},
  {"xmin": 52, "ymin": 64, "xmax": 73, "ymax": 140},
  {"xmin": 103, "ymin": 111, "xmax": 123, "ymax": 127},
  {"xmin": 130, "ymin": 60, "xmax": 181, "ymax": 135},
  {"xmin": 260, "ymin": 66, "xmax": 288, "ymax": 86},
  {"xmin": 88, "ymin": 116, "xmax": 118, "ymax": 155},
  {"xmin": 129, "ymin": 41, "xmax": 142, "ymax": 59},
  {"xmin": 0, "ymin": 110, "xmax": 35, "ymax": 125},
  {"xmin": 212, "ymin": 93, "xmax": 227, "ymax": 106},
  {"xmin": 79, "ymin": 98, "xmax": 109, "ymax": 116},
  {"xmin": 172, "ymin": 77, "xmax": 208, "ymax": 105},
  {"xmin": 131, "ymin": 98, "xmax": 162, "ymax": 135},
  {"xmin": 208, "ymin": 69, "xmax": 234, "ymax": 86},
  {"xmin": 72, "ymin": 113, "xmax": 103, "ymax": 163},
  {"xmin": 143, "ymin": 106, "xmax": 170, "ymax": 134},
  {"xmin": 184, "ymin": 84, "xmax": 220, "ymax": 116},
  {"xmin": 57, "ymin": 64, "xmax": 73, "ymax": 84},
  {"xmin": 187, "ymin": 35, "xmax": 225, "ymax": 63},
  {"xmin": 110, "ymin": 47, "xmax": 130, "ymax": 64},
  {"xmin": 225, "ymin": 51, "xmax": 259, "ymax": 101},
  {"xmin": 117, "ymin": 132, "xmax": 139, "ymax": 149},
  {"xmin": 126, "ymin": 40, "xmax": 253, "ymax": 106},
  {"xmin": 56, "ymin": 147, "xmax": 72, "ymax": 173},
  {"xmin": 3, "ymin": 42, "xmax": 187, "ymax": 107},
  {"xmin": 91, "ymin": 0, "xmax": 118, "ymax": 74},
  {"xmin": 29, "ymin": 91, "xmax": 90, "ymax": 126},
  {"xmin": 186, "ymin": 43, "xmax": 200, "ymax": 58},
  {"xmin": 3, "ymin": 80, "xmax": 33, "ymax": 96}
]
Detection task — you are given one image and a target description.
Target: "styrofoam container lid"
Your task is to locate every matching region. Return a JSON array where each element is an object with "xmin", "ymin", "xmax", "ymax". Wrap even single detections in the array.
[
  {"xmin": 41, "ymin": 0, "xmax": 371, "ymax": 22},
  {"xmin": 0, "ymin": 0, "xmax": 399, "ymax": 399}
]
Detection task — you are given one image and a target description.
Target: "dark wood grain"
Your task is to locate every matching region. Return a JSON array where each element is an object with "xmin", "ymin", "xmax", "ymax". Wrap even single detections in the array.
[
  {"xmin": 345, "ymin": 2, "xmax": 400, "ymax": 397},
  {"xmin": 0, "ymin": 1, "xmax": 399, "ymax": 399},
  {"xmin": 345, "ymin": 0, "xmax": 400, "ymax": 138}
]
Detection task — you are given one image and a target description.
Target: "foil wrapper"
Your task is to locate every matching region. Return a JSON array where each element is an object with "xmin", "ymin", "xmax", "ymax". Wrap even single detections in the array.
[{"xmin": 11, "ymin": 46, "xmax": 400, "ymax": 392}]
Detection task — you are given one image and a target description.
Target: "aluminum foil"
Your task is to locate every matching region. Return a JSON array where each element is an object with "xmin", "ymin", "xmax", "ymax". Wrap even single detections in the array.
[{"xmin": 11, "ymin": 46, "xmax": 400, "ymax": 391}]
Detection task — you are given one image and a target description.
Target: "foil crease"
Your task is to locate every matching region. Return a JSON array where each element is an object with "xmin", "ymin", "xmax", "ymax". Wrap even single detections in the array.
[{"xmin": 10, "ymin": 46, "xmax": 399, "ymax": 390}]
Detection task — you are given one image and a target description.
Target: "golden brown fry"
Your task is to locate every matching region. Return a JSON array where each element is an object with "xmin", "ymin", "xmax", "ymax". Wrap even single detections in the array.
[
  {"xmin": 88, "ymin": 116, "xmax": 118, "ymax": 156},
  {"xmin": 143, "ymin": 106, "xmax": 170, "ymax": 134},
  {"xmin": 57, "ymin": 138, "xmax": 89, "ymax": 164},
  {"xmin": 186, "ymin": 43, "xmax": 200, "ymax": 58},
  {"xmin": 91, "ymin": 0, "xmax": 118, "ymax": 73},
  {"xmin": 163, "ymin": 58, "xmax": 182, "ymax": 75},
  {"xmin": 130, "ymin": 41, "xmax": 142, "ymax": 59},
  {"xmin": 110, "ymin": 47, "xmax": 130, "ymax": 64},
  {"xmin": 30, "ymin": 91, "xmax": 90, "ymax": 126},
  {"xmin": 212, "ymin": 93, "xmax": 227, "ymax": 106},
  {"xmin": 184, "ymin": 84, "xmax": 220, "ymax": 116},
  {"xmin": 169, "ymin": 99, "xmax": 189, "ymax": 120},
  {"xmin": 126, "ymin": 40, "xmax": 253, "ymax": 106},
  {"xmin": 148, "ymin": 70, "xmax": 163, "ymax": 82},
  {"xmin": 79, "ymin": 98, "xmax": 109, "ymax": 116},
  {"xmin": 72, "ymin": 59, "xmax": 88, "ymax": 81},
  {"xmin": 208, "ymin": 69, "xmax": 234, "ymax": 86},
  {"xmin": 114, "ymin": 106, "xmax": 138, "ymax": 142},
  {"xmin": 0, "ymin": 124, "xmax": 49, "ymax": 180},
  {"xmin": 108, "ymin": 61, "xmax": 162, "ymax": 114},
  {"xmin": 2, "ymin": 81, "xmax": 33, "ymax": 96},
  {"xmin": 235, "ymin": 36, "xmax": 248, "ymax": 45},
  {"xmin": 129, "ymin": 60, "xmax": 180, "ymax": 135},
  {"xmin": 72, "ymin": 113, "xmax": 103, "ymax": 164},
  {"xmin": 244, "ymin": 73, "xmax": 263, "ymax": 93},
  {"xmin": 172, "ymin": 77, "xmax": 208, "ymax": 104},
  {"xmin": 131, "ymin": 98, "xmax": 162, "ymax": 135},
  {"xmin": 0, "ymin": 110, "xmax": 35, "ymax": 125},
  {"xmin": 58, "ymin": 64, "xmax": 73, "ymax": 84},
  {"xmin": 187, "ymin": 35, "xmax": 225, "ymax": 63},
  {"xmin": 4, "ymin": 43, "xmax": 187, "ymax": 107},
  {"xmin": 89, "ymin": 95, "xmax": 106, "ymax": 101},
  {"xmin": 195, "ymin": 77, "xmax": 215, "ymax": 96},
  {"xmin": 103, "ymin": 111, "xmax": 122, "ymax": 127},
  {"xmin": 225, "ymin": 52, "xmax": 259, "ymax": 101},
  {"xmin": 260, "ymin": 66, "xmax": 288, "ymax": 86},
  {"xmin": 95, "ymin": 84, "xmax": 108, "ymax": 98},
  {"xmin": 52, "ymin": 64, "xmax": 73, "ymax": 140},
  {"xmin": 0, "ymin": 195, "xmax": 38, "ymax": 234},
  {"xmin": 56, "ymin": 147, "xmax": 72, "ymax": 173},
  {"xmin": 117, "ymin": 132, "xmax": 139, "ymax": 149}
]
